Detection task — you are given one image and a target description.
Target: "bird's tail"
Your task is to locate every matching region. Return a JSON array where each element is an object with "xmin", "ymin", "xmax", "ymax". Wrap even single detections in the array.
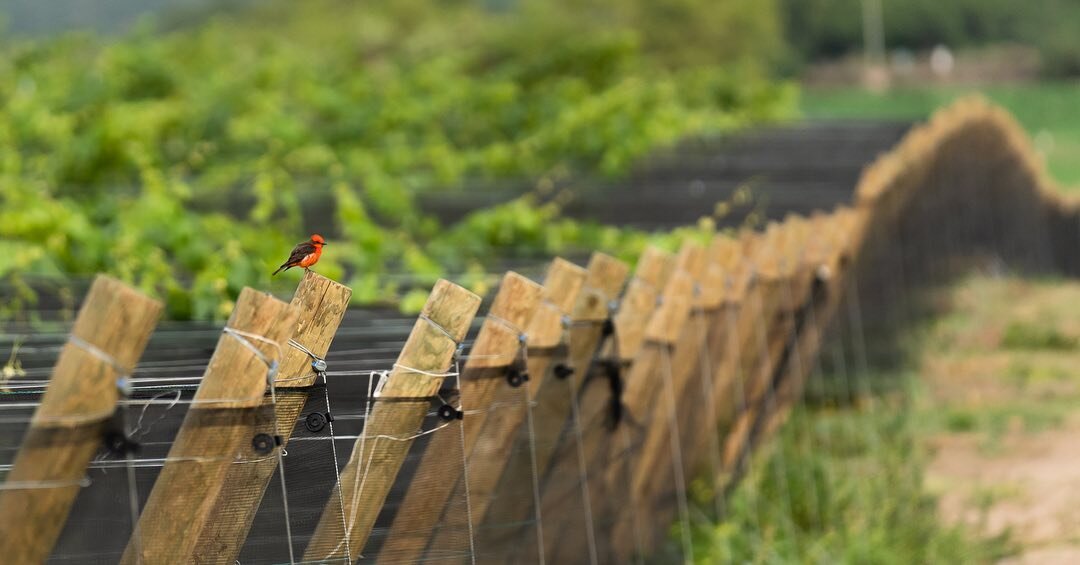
[{"xmin": 272, "ymin": 264, "xmax": 290, "ymax": 276}]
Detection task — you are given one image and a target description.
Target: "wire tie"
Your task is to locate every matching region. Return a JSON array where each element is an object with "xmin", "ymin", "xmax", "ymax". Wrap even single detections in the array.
[
  {"xmin": 486, "ymin": 314, "xmax": 526, "ymax": 340},
  {"xmin": 223, "ymin": 327, "xmax": 282, "ymax": 384},
  {"xmin": 288, "ymin": 338, "xmax": 329, "ymax": 377},
  {"xmin": 68, "ymin": 335, "xmax": 133, "ymax": 396},
  {"xmin": 419, "ymin": 313, "xmax": 460, "ymax": 345}
]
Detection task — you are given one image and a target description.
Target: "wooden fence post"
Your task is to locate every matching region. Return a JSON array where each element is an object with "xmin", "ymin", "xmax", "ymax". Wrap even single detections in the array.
[
  {"xmin": 411, "ymin": 260, "xmax": 588, "ymax": 560},
  {"xmin": 0, "ymin": 276, "xmax": 162, "ymax": 565},
  {"xmin": 676, "ymin": 234, "xmax": 745, "ymax": 481},
  {"xmin": 541, "ymin": 250, "xmax": 637, "ymax": 465},
  {"xmin": 604, "ymin": 244, "xmax": 703, "ymax": 562},
  {"xmin": 720, "ymin": 217, "xmax": 835, "ymax": 488},
  {"xmin": 694, "ymin": 234, "xmax": 762, "ymax": 498},
  {"xmin": 686, "ymin": 234, "xmax": 757, "ymax": 430},
  {"xmin": 120, "ymin": 287, "xmax": 299, "ymax": 564},
  {"xmin": 536, "ymin": 247, "xmax": 670, "ymax": 563},
  {"xmin": 301, "ymin": 279, "xmax": 483, "ymax": 563},
  {"xmin": 631, "ymin": 243, "xmax": 710, "ymax": 491},
  {"xmin": 720, "ymin": 224, "xmax": 793, "ymax": 472},
  {"xmin": 193, "ymin": 271, "xmax": 352, "ymax": 563},
  {"xmin": 456, "ymin": 252, "xmax": 627, "ymax": 559},
  {"xmin": 372, "ymin": 272, "xmax": 542, "ymax": 562},
  {"xmin": 632, "ymin": 239, "xmax": 743, "ymax": 549},
  {"xmin": 758, "ymin": 210, "xmax": 856, "ymax": 440},
  {"xmin": 720, "ymin": 215, "xmax": 842, "ymax": 492}
]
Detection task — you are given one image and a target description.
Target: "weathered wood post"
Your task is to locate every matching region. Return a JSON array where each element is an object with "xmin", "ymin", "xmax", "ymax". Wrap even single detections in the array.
[
  {"xmin": 720, "ymin": 223, "xmax": 794, "ymax": 471},
  {"xmin": 121, "ymin": 287, "xmax": 299, "ymax": 564},
  {"xmin": 0, "ymin": 276, "xmax": 162, "ymax": 565},
  {"xmin": 721, "ymin": 216, "xmax": 832, "ymax": 488},
  {"xmin": 677, "ymin": 234, "xmax": 745, "ymax": 484},
  {"xmin": 536, "ymin": 247, "xmax": 670, "ymax": 563},
  {"xmin": 462, "ymin": 252, "xmax": 628, "ymax": 560},
  {"xmin": 742, "ymin": 222, "xmax": 801, "ymax": 410},
  {"xmin": 194, "ymin": 271, "xmax": 352, "ymax": 563},
  {"xmin": 446, "ymin": 258, "xmax": 587, "ymax": 560},
  {"xmin": 632, "ymin": 239, "xmax": 742, "ymax": 549},
  {"xmin": 690, "ymin": 235, "xmax": 757, "ymax": 477},
  {"xmin": 759, "ymin": 209, "xmax": 857, "ymax": 440},
  {"xmin": 759, "ymin": 214, "xmax": 829, "ymax": 417},
  {"xmin": 631, "ymin": 243, "xmax": 710, "ymax": 489},
  {"xmin": 301, "ymin": 279, "xmax": 483, "ymax": 562},
  {"xmin": 603, "ymin": 244, "xmax": 700, "ymax": 563},
  {"xmin": 373, "ymin": 272, "xmax": 543, "ymax": 562},
  {"xmin": 753, "ymin": 214, "xmax": 819, "ymax": 431}
]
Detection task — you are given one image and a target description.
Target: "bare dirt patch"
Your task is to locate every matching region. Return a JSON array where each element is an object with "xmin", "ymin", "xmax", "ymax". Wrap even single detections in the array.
[
  {"xmin": 928, "ymin": 417, "xmax": 1080, "ymax": 560},
  {"xmin": 919, "ymin": 278, "xmax": 1080, "ymax": 563}
]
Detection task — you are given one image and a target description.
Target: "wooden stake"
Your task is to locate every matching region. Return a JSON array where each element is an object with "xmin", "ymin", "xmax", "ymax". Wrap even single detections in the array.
[
  {"xmin": 371, "ymin": 272, "xmax": 542, "ymax": 562},
  {"xmin": 0, "ymin": 276, "xmax": 162, "ymax": 565},
  {"xmin": 406, "ymin": 260, "xmax": 587, "ymax": 560},
  {"xmin": 121, "ymin": 287, "xmax": 299, "ymax": 565},
  {"xmin": 721, "ymin": 222, "xmax": 816, "ymax": 474},
  {"xmin": 463, "ymin": 260, "xmax": 587, "ymax": 526},
  {"xmin": 540, "ymin": 246, "xmax": 678, "ymax": 564},
  {"xmin": 719, "ymin": 225, "xmax": 792, "ymax": 471},
  {"xmin": 758, "ymin": 212, "xmax": 854, "ymax": 444},
  {"xmin": 675, "ymin": 235, "xmax": 745, "ymax": 478},
  {"xmin": 193, "ymin": 272, "xmax": 352, "ymax": 563},
  {"xmin": 631, "ymin": 240, "xmax": 739, "ymax": 549},
  {"xmin": 604, "ymin": 243, "xmax": 705, "ymax": 561},
  {"xmin": 532, "ymin": 251, "xmax": 636, "ymax": 477},
  {"xmin": 302, "ymin": 279, "xmax": 483, "ymax": 563},
  {"xmin": 456, "ymin": 252, "xmax": 628, "ymax": 559},
  {"xmin": 674, "ymin": 235, "xmax": 759, "ymax": 506}
]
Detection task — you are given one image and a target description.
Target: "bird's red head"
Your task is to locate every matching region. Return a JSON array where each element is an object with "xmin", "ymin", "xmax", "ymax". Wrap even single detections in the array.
[{"xmin": 310, "ymin": 234, "xmax": 326, "ymax": 246}]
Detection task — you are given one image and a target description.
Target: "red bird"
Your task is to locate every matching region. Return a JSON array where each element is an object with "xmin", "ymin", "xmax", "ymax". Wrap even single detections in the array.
[{"xmin": 272, "ymin": 234, "xmax": 327, "ymax": 276}]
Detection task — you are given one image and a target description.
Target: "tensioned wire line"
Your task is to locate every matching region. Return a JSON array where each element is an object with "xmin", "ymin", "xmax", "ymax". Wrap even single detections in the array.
[
  {"xmin": 796, "ymin": 263, "xmax": 836, "ymax": 532},
  {"xmin": 775, "ymin": 253, "xmax": 826, "ymax": 535},
  {"xmin": 694, "ymin": 295, "xmax": 724, "ymax": 523},
  {"xmin": 528, "ymin": 304, "xmax": 620, "ymax": 564},
  {"xmin": 318, "ymin": 309, "xmax": 476, "ymax": 562},
  {"xmin": 741, "ymin": 264, "xmax": 798, "ymax": 553},
  {"xmin": 657, "ymin": 341, "xmax": 694, "ymax": 562},
  {"xmin": 840, "ymin": 250, "xmax": 892, "ymax": 563},
  {"xmin": 226, "ymin": 326, "xmax": 298, "ymax": 565},
  {"xmin": 566, "ymin": 327, "xmax": 601, "ymax": 565},
  {"xmin": 520, "ymin": 390, "xmax": 552, "ymax": 563},
  {"xmin": 716, "ymin": 293, "xmax": 750, "ymax": 556},
  {"xmin": 756, "ymin": 261, "xmax": 801, "ymax": 554}
]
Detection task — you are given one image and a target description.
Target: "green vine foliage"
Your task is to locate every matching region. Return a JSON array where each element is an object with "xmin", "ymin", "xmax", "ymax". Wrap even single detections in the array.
[{"xmin": 0, "ymin": 0, "xmax": 796, "ymax": 319}]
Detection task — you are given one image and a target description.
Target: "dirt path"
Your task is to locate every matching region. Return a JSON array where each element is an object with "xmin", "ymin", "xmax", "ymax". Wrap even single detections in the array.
[
  {"xmin": 929, "ymin": 418, "xmax": 1080, "ymax": 563},
  {"xmin": 918, "ymin": 278, "xmax": 1080, "ymax": 564}
]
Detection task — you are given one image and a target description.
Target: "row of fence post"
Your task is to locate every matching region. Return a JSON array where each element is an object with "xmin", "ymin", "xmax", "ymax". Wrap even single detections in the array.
[
  {"xmin": 5, "ymin": 96, "xmax": 1077, "ymax": 563},
  {"xmin": 0, "ymin": 205, "xmax": 858, "ymax": 563}
]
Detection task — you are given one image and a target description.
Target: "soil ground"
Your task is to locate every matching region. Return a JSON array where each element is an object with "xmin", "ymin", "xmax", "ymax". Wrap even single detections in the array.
[{"xmin": 915, "ymin": 277, "xmax": 1080, "ymax": 563}]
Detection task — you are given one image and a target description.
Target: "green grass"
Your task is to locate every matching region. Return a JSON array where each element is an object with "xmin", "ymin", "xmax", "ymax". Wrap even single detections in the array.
[
  {"xmin": 800, "ymin": 83, "xmax": 1080, "ymax": 188},
  {"xmin": 684, "ymin": 276, "xmax": 1080, "ymax": 563},
  {"xmin": 1000, "ymin": 321, "xmax": 1078, "ymax": 350},
  {"xmin": 688, "ymin": 400, "xmax": 1015, "ymax": 564}
]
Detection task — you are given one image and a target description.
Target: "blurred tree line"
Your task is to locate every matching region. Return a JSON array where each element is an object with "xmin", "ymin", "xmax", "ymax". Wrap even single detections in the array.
[
  {"xmin": 780, "ymin": 0, "xmax": 1080, "ymax": 77},
  {"xmin": 3, "ymin": 0, "xmax": 1074, "ymax": 320}
]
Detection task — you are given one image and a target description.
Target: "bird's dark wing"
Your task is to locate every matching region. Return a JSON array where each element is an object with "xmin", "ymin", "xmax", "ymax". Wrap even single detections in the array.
[{"xmin": 284, "ymin": 241, "xmax": 317, "ymax": 265}]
